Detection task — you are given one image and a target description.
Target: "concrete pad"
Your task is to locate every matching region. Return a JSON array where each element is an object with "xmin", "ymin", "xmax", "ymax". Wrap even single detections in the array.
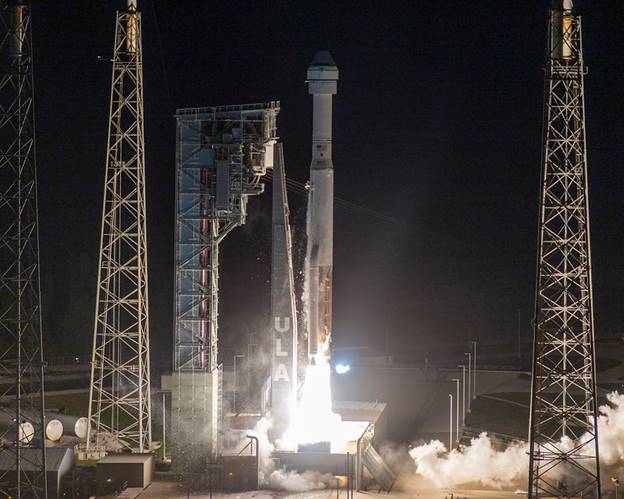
[{"xmin": 139, "ymin": 479, "xmax": 522, "ymax": 498}]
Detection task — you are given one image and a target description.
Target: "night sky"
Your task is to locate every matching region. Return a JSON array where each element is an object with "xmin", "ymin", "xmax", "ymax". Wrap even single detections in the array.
[{"xmin": 31, "ymin": 1, "xmax": 624, "ymax": 373}]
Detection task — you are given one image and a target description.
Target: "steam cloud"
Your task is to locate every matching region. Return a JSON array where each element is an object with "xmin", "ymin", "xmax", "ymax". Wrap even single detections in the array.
[
  {"xmin": 245, "ymin": 416, "xmax": 334, "ymax": 492},
  {"xmin": 409, "ymin": 391, "xmax": 624, "ymax": 489},
  {"xmin": 410, "ymin": 433, "xmax": 528, "ymax": 488}
]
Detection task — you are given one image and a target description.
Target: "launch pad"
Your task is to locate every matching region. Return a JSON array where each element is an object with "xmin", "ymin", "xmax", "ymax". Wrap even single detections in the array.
[
  {"xmin": 272, "ymin": 401, "xmax": 394, "ymax": 491},
  {"xmin": 0, "ymin": 0, "xmax": 610, "ymax": 495}
]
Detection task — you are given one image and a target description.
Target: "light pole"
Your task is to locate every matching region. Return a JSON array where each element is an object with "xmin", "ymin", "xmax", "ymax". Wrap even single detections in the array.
[
  {"xmin": 464, "ymin": 352, "xmax": 472, "ymax": 412},
  {"xmin": 448, "ymin": 393, "xmax": 453, "ymax": 450},
  {"xmin": 452, "ymin": 378, "xmax": 460, "ymax": 440},
  {"xmin": 516, "ymin": 309, "xmax": 522, "ymax": 361},
  {"xmin": 458, "ymin": 365, "xmax": 466, "ymax": 422},
  {"xmin": 612, "ymin": 477, "xmax": 620, "ymax": 499},
  {"xmin": 472, "ymin": 341, "xmax": 477, "ymax": 399},
  {"xmin": 247, "ymin": 333, "xmax": 258, "ymax": 398},
  {"xmin": 159, "ymin": 391, "xmax": 166, "ymax": 461},
  {"xmin": 233, "ymin": 354, "xmax": 244, "ymax": 413}
]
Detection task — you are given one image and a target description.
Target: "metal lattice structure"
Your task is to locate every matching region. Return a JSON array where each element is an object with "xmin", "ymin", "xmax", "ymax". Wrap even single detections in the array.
[
  {"xmin": 167, "ymin": 103, "xmax": 277, "ymax": 470},
  {"xmin": 0, "ymin": 2, "xmax": 46, "ymax": 497},
  {"xmin": 528, "ymin": 1, "xmax": 600, "ymax": 497},
  {"xmin": 87, "ymin": 0, "xmax": 151, "ymax": 454},
  {"xmin": 174, "ymin": 103, "xmax": 278, "ymax": 373}
]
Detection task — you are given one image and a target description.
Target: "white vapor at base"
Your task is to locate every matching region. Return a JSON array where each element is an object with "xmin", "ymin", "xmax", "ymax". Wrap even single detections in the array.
[
  {"xmin": 409, "ymin": 391, "xmax": 624, "ymax": 489},
  {"xmin": 266, "ymin": 469, "xmax": 336, "ymax": 492},
  {"xmin": 595, "ymin": 391, "xmax": 624, "ymax": 467},
  {"xmin": 244, "ymin": 416, "xmax": 335, "ymax": 492},
  {"xmin": 410, "ymin": 433, "xmax": 528, "ymax": 488}
]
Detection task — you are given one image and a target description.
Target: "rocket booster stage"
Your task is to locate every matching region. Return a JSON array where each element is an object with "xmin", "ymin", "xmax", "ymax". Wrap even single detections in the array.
[{"xmin": 306, "ymin": 51, "xmax": 338, "ymax": 358}]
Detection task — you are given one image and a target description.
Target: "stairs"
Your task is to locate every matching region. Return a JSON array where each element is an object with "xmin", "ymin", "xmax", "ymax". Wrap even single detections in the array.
[{"xmin": 362, "ymin": 443, "xmax": 395, "ymax": 491}]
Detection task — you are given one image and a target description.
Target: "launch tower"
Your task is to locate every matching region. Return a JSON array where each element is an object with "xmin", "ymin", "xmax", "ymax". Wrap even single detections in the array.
[
  {"xmin": 88, "ymin": 0, "xmax": 152, "ymax": 454},
  {"xmin": 165, "ymin": 102, "xmax": 278, "ymax": 470},
  {"xmin": 528, "ymin": 1, "xmax": 600, "ymax": 496}
]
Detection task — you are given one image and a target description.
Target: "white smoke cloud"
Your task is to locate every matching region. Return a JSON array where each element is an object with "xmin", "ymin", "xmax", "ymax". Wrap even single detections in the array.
[
  {"xmin": 246, "ymin": 416, "xmax": 276, "ymax": 479},
  {"xmin": 266, "ymin": 469, "xmax": 335, "ymax": 492},
  {"xmin": 410, "ymin": 434, "xmax": 528, "ymax": 488},
  {"xmin": 243, "ymin": 416, "xmax": 336, "ymax": 493},
  {"xmin": 379, "ymin": 442, "xmax": 416, "ymax": 476},
  {"xmin": 596, "ymin": 391, "xmax": 624, "ymax": 467},
  {"xmin": 409, "ymin": 390, "xmax": 624, "ymax": 489},
  {"xmin": 240, "ymin": 394, "xmax": 624, "ymax": 492}
]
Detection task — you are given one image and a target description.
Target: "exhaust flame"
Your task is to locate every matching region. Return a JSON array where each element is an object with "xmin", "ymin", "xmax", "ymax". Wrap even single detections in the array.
[{"xmin": 280, "ymin": 344, "xmax": 367, "ymax": 452}]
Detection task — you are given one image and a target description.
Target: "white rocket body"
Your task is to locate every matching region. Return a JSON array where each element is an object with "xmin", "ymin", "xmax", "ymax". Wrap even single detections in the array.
[{"xmin": 306, "ymin": 51, "xmax": 338, "ymax": 358}]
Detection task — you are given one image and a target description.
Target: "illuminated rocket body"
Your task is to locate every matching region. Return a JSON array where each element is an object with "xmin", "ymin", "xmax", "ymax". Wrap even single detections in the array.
[{"xmin": 306, "ymin": 51, "xmax": 338, "ymax": 358}]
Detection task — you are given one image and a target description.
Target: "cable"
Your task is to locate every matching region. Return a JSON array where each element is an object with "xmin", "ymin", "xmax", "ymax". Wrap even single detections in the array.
[{"xmin": 264, "ymin": 170, "xmax": 412, "ymax": 230}]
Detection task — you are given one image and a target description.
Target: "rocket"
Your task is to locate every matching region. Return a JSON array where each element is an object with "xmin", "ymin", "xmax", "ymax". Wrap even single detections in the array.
[{"xmin": 306, "ymin": 51, "xmax": 339, "ymax": 359}]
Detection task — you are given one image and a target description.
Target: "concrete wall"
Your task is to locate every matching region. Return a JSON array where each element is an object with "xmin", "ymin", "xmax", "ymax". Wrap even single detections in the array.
[
  {"xmin": 273, "ymin": 451, "xmax": 352, "ymax": 476},
  {"xmin": 162, "ymin": 369, "xmax": 222, "ymax": 472},
  {"xmin": 332, "ymin": 366, "xmax": 526, "ymax": 442},
  {"xmin": 96, "ymin": 456, "xmax": 153, "ymax": 493},
  {"xmin": 222, "ymin": 455, "xmax": 257, "ymax": 491}
]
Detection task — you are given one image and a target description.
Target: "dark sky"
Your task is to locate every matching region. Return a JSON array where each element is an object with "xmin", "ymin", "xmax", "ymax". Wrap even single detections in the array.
[{"xmin": 32, "ymin": 1, "xmax": 624, "ymax": 371}]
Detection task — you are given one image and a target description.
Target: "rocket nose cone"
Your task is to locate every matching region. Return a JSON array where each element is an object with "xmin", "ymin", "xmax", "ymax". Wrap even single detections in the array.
[
  {"xmin": 309, "ymin": 50, "xmax": 337, "ymax": 69},
  {"xmin": 307, "ymin": 50, "xmax": 339, "ymax": 84}
]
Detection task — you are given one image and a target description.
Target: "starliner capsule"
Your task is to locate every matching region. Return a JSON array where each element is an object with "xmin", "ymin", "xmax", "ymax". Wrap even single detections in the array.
[{"xmin": 306, "ymin": 51, "xmax": 338, "ymax": 359}]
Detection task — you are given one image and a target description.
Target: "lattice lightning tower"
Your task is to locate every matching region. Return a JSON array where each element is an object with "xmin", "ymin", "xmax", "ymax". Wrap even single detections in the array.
[
  {"xmin": 528, "ymin": 1, "xmax": 600, "ymax": 497},
  {"xmin": 87, "ymin": 0, "xmax": 151, "ymax": 453},
  {"xmin": 0, "ymin": 1, "xmax": 46, "ymax": 496}
]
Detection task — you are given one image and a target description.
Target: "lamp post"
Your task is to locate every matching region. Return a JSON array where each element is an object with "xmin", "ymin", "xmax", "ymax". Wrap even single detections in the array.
[
  {"xmin": 233, "ymin": 354, "xmax": 244, "ymax": 413},
  {"xmin": 516, "ymin": 309, "xmax": 522, "ymax": 361},
  {"xmin": 449, "ymin": 393, "xmax": 453, "ymax": 450},
  {"xmin": 472, "ymin": 341, "xmax": 477, "ymax": 399},
  {"xmin": 162, "ymin": 392, "xmax": 166, "ymax": 460},
  {"xmin": 247, "ymin": 332, "xmax": 258, "ymax": 398},
  {"xmin": 452, "ymin": 378, "xmax": 460, "ymax": 440},
  {"xmin": 464, "ymin": 352, "xmax": 472, "ymax": 412},
  {"xmin": 458, "ymin": 364, "xmax": 466, "ymax": 422},
  {"xmin": 611, "ymin": 477, "xmax": 620, "ymax": 499}
]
